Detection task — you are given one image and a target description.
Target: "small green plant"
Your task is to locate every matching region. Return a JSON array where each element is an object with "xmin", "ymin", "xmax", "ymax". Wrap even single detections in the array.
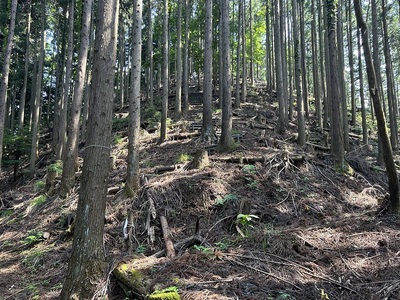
[
  {"xmin": 0, "ymin": 209, "xmax": 13, "ymax": 218},
  {"xmin": 193, "ymin": 245, "xmax": 214, "ymax": 255},
  {"xmin": 48, "ymin": 160, "xmax": 63, "ymax": 174},
  {"xmin": 135, "ymin": 245, "xmax": 147, "ymax": 255},
  {"xmin": 236, "ymin": 214, "xmax": 259, "ymax": 236},
  {"xmin": 215, "ymin": 241, "xmax": 230, "ymax": 251},
  {"xmin": 25, "ymin": 195, "xmax": 47, "ymax": 215},
  {"xmin": 245, "ymin": 177, "xmax": 258, "ymax": 188},
  {"xmin": 23, "ymin": 230, "xmax": 43, "ymax": 247},
  {"xmin": 242, "ymin": 164, "xmax": 256, "ymax": 174},
  {"xmin": 175, "ymin": 152, "xmax": 192, "ymax": 164},
  {"xmin": 34, "ymin": 180, "xmax": 45, "ymax": 192},
  {"xmin": 113, "ymin": 134, "xmax": 123, "ymax": 145},
  {"xmin": 215, "ymin": 193, "xmax": 237, "ymax": 206}
]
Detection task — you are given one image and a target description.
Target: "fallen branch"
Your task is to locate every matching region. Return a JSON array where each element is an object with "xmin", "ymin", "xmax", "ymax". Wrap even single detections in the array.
[{"xmin": 160, "ymin": 216, "xmax": 175, "ymax": 258}]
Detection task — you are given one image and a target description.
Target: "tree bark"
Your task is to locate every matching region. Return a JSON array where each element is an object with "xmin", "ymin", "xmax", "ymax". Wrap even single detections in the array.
[
  {"xmin": 175, "ymin": 0, "xmax": 183, "ymax": 120},
  {"xmin": 56, "ymin": 0, "xmax": 75, "ymax": 160},
  {"xmin": 0, "ymin": 0, "xmax": 17, "ymax": 173},
  {"xmin": 159, "ymin": 0, "xmax": 169, "ymax": 143},
  {"xmin": 60, "ymin": 0, "xmax": 119, "ymax": 298},
  {"xmin": 353, "ymin": 0, "xmax": 399, "ymax": 214},
  {"xmin": 202, "ymin": 0, "xmax": 214, "ymax": 142},
  {"xmin": 126, "ymin": 0, "xmax": 143, "ymax": 197},
  {"xmin": 61, "ymin": 0, "xmax": 93, "ymax": 196},
  {"xmin": 218, "ymin": 0, "xmax": 234, "ymax": 150},
  {"xmin": 18, "ymin": 0, "xmax": 31, "ymax": 131},
  {"xmin": 29, "ymin": 1, "xmax": 46, "ymax": 175}
]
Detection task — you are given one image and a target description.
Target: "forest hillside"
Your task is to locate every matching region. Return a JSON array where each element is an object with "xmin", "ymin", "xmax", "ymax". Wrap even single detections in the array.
[{"xmin": 1, "ymin": 84, "xmax": 400, "ymax": 300}]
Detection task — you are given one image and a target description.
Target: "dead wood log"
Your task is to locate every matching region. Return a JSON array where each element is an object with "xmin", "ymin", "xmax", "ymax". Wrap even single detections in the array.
[
  {"xmin": 154, "ymin": 165, "xmax": 182, "ymax": 174},
  {"xmin": 211, "ymin": 154, "xmax": 305, "ymax": 164},
  {"xmin": 160, "ymin": 216, "xmax": 175, "ymax": 258},
  {"xmin": 107, "ymin": 186, "xmax": 121, "ymax": 194}
]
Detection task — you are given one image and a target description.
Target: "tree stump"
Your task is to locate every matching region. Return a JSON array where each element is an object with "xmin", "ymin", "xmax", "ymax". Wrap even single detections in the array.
[{"xmin": 189, "ymin": 149, "xmax": 209, "ymax": 170}]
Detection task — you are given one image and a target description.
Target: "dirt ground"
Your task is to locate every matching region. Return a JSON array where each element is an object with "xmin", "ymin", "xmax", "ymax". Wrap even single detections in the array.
[{"xmin": 1, "ymin": 85, "xmax": 400, "ymax": 300}]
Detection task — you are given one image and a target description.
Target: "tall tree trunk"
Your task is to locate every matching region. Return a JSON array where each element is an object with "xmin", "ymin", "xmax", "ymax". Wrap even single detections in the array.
[
  {"xmin": 56, "ymin": 0, "xmax": 75, "ymax": 160},
  {"xmin": 29, "ymin": 1, "xmax": 46, "ymax": 175},
  {"xmin": 327, "ymin": 0, "xmax": 346, "ymax": 172},
  {"xmin": 52, "ymin": 5, "xmax": 68, "ymax": 153},
  {"xmin": 0, "ymin": 0, "xmax": 17, "ymax": 172},
  {"xmin": 126, "ymin": 0, "xmax": 142, "ymax": 197},
  {"xmin": 347, "ymin": 0, "xmax": 356, "ymax": 126},
  {"xmin": 274, "ymin": 0, "xmax": 285, "ymax": 134},
  {"xmin": 357, "ymin": 27, "xmax": 368, "ymax": 145},
  {"xmin": 265, "ymin": 3, "xmax": 272, "ymax": 90},
  {"xmin": 159, "ymin": 0, "xmax": 169, "ymax": 143},
  {"xmin": 381, "ymin": 0, "xmax": 398, "ymax": 150},
  {"xmin": 318, "ymin": 0, "xmax": 328, "ymax": 127},
  {"xmin": 280, "ymin": 0, "xmax": 288, "ymax": 125},
  {"xmin": 299, "ymin": 1, "xmax": 309, "ymax": 119},
  {"xmin": 337, "ymin": 2, "xmax": 349, "ymax": 150},
  {"xmin": 354, "ymin": 0, "xmax": 399, "ymax": 214},
  {"xmin": 18, "ymin": 0, "xmax": 31, "ymax": 131},
  {"xmin": 61, "ymin": 0, "xmax": 93, "ymax": 196},
  {"xmin": 249, "ymin": 0, "xmax": 255, "ymax": 86},
  {"xmin": 235, "ymin": 0, "xmax": 242, "ymax": 109},
  {"xmin": 175, "ymin": 0, "xmax": 182, "ymax": 120},
  {"xmin": 60, "ymin": 0, "xmax": 119, "ymax": 298},
  {"xmin": 183, "ymin": 0, "xmax": 191, "ymax": 112},
  {"xmin": 240, "ymin": 0, "xmax": 247, "ymax": 104},
  {"xmin": 147, "ymin": 0, "xmax": 154, "ymax": 108},
  {"xmin": 293, "ymin": 0, "xmax": 305, "ymax": 145},
  {"xmin": 219, "ymin": 0, "xmax": 234, "ymax": 150},
  {"xmin": 202, "ymin": 0, "xmax": 214, "ymax": 141},
  {"xmin": 311, "ymin": 0, "xmax": 321, "ymax": 128}
]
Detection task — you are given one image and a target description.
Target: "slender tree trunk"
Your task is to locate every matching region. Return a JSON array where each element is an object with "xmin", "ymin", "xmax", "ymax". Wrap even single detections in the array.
[
  {"xmin": 60, "ymin": 0, "xmax": 119, "ymax": 298},
  {"xmin": 183, "ymin": 0, "xmax": 191, "ymax": 112},
  {"xmin": 18, "ymin": 0, "xmax": 31, "ymax": 131},
  {"xmin": 354, "ymin": 0, "xmax": 399, "ymax": 214},
  {"xmin": 293, "ymin": 0, "xmax": 305, "ymax": 145},
  {"xmin": 274, "ymin": 0, "xmax": 285, "ymax": 134},
  {"xmin": 0, "ymin": 0, "xmax": 17, "ymax": 172},
  {"xmin": 280, "ymin": 0, "xmax": 288, "ymax": 125},
  {"xmin": 61, "ymin": 0, "xmax": 93, "ymax": 196},
  {"xmin": 299, "ymin": 1, "xmax": 308, "ymax": 119},
  {"xmin": 126, "ymin": 0, "xmax": 142, "ymax": 197},
  {"xmin": 159, "ymin": 0, "xmax": 169, "ymax": 143},
  {"xmin": 240, "ymin": 0, "xmax": 247, "ymax": 104},
  {"xmin": 56, "ymin": 0, "xmax": 75, "ymax": 160},
  {"xmin": 357, "ymin": 27, "xmax": 368, "ymax": 145},
  {"xmin": 202, "ymin": 0, "xmax": 214, "ymax": 141},
  {"xmin": 311, "ymin": 0, "xmax": 321, "ymax": 128},
  {"xmin": 265, "ymin": 3, "xmax": 272, "ymax": 90},
  {"xmin": 381, "ymin": 0, "xmax": 398, "ymax": 150},
  {"xmin": 249, "ymin": 0, "xmax": 255, "ymax": 86},
  {"xmin": 29, "ymin": 1, "xmax": 46, "ymax": 174},
  {"xmin": 337, "ymin": 2, "xmax": 349, "ymax": 150},
  {"xmin": 219, "ymin": 0, "xmax": 234, "ymax": 150},
  {"xmin": 235, "ymin": 0, "xmax": 242, "ymax": 109},
  {"xmin": 327, "ymin": 0, "xmax": 346, "ymax": 171},
  {"xmin": 347, "ymin": 0, "xmax": 356, "ymax": 126},
  {"xmin": 147, "ymin": 0, "xmax": 154, "ymax": 107},
  {"xmin": 175, "ymin": 0, "xmax": 183, "ymax": 120}
]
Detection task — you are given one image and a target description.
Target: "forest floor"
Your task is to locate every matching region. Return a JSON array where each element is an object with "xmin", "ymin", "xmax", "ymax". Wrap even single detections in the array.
[{"xmin": 1, "ymin": 84, "xmax": 400, "ymax": 300}]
